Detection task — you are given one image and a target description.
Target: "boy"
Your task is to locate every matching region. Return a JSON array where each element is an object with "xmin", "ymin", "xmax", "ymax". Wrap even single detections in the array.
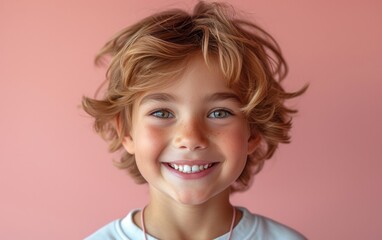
[{"xmin": 83, "ymin": 1, "xmax": 307, "ymax": 239}]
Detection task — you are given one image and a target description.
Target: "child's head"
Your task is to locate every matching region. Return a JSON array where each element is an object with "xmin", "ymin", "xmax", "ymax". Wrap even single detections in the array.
[{"xmin": 82, "ymin": 1, "xmax": 305, "ymax": 192}]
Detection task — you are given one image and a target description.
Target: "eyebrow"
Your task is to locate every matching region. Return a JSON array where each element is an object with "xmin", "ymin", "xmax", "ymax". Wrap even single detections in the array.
[
  {"xmin": 139, "ymin": 91, "xmax": 241, "ymax": 106},
  {"xmin": 204, "ymin": 92, "xmax": 241, "ymax": 104},
  {"xmin": 139, "ymin": 93, "xmax": 177, "ymax": 106}
]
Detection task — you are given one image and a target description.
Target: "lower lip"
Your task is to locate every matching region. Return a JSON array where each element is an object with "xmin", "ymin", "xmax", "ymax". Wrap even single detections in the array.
[{"xmin": 163, "ymin": 163, "xmax": 218, "ymax": 180}]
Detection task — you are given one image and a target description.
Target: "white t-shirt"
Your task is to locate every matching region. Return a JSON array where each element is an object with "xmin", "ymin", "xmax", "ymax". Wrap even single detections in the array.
[{"xmin": 85, "ymin": 207, "xmax": 306, "ymax": 240}]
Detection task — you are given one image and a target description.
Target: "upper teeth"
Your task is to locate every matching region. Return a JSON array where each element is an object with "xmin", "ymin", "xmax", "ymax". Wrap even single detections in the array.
[{"xmin": 170, "ymin": 163, "xmax": 212, "ymax": 173}]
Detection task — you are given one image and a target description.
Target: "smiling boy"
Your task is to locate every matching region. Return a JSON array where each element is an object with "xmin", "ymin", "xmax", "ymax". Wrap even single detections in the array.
[
  {"xmin": 83, "ymin": 1, "xmax": 307, "ymax": 239},
  {"xmin": 123, "ymin": 55, "xmax": 257, "ymax": 207}
]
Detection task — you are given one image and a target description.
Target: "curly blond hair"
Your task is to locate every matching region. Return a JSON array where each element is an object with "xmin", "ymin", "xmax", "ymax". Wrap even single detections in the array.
[{"xmin": 82, "ymin": 1, "xmax": 306, "ymax": 192}]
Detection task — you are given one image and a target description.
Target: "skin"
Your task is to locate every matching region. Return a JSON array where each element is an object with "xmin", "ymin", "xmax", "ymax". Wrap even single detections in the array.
[{"xmin": 122, "ymin": 55, "xmax": 258, "ymax": 240}]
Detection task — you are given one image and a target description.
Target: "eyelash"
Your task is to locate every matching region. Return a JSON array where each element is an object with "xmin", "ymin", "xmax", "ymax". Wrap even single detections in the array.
[
  {"xmin": 208, "ymin": 109, "xmax": 233, "ymax": 118},
  {"xmin": 149, "ymin": 109, "xmax": 233, "ymax": 119},
  {"xmin": 150, "ymin": 109, "xmax": 175, "ymax": 118}
]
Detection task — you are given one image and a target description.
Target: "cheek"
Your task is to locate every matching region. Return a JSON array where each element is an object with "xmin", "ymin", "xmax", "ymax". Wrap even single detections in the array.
[
  {"xmin": 134, "ymin": 125, "xmax": 169, "ymax": 158},
  {"xmin": 139, "ymin": 125, "xmax": 165, "ymax": 142},
  {"xmin": 220, "ymin": 125, "xmax": 250, "ymax": 156}
]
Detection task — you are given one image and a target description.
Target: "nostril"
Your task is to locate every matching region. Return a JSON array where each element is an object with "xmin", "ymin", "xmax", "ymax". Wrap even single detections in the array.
[
  {"xmin": 176, "ymin": 142, "xmax": 208, "ymax": 151},
  {"xmin": 173, "ymin": 136, "xmax": 208, "ymax": 151}
]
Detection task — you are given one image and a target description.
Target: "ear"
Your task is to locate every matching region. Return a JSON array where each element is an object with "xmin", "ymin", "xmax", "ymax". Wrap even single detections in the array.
[
  {"xmin": 114, "ymin": 116, "xmax": 135, "ymax": 155},
  {"xmin": 247, "ymin": 134, "xmax": 261, "ymax": 155},
  {"xmin": 122, "ymin": 136, "xmax": 135, "ymax": 155}
]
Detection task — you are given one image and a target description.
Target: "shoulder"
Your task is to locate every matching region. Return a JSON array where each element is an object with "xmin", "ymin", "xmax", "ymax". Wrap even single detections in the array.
[
  {"xmin": 233, "ymin": 207, "xmax": 307, "ymax": 240},
  {"xmin": 84, "ymin": 220, "xmax": 123, "ymax": 240},
  {"xmin": 84, "ymin": 209, "xmax": 141, "ymax": 240}
]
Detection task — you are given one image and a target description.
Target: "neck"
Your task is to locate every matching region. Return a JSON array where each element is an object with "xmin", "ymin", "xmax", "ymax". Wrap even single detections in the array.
[{"xmin": 135, "ymin": 188, "xmax": 240, "ymax": 240}]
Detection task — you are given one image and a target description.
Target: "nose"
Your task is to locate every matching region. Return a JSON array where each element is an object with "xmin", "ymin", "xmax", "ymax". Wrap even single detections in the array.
[{"xmin": 173, "ymin": 118, "xmax": 208, "ymax": 151}]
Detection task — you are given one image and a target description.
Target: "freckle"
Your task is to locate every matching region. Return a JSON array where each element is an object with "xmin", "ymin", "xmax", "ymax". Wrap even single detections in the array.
[{"xmin": 212, "ymin": 131, "xmax": 220, "ymax": 136}]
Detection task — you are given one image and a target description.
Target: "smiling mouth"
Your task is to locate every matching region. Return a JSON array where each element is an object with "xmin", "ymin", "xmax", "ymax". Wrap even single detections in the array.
[{"xmin": 167, "ymin": 163, "xmax": 215, "ymax": 174}]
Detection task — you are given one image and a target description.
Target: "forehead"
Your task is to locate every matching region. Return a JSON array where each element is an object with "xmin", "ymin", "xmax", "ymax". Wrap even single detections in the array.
[
  {"xmin": 125, "ymin": 55, "xmax": 247, "ymax": 125},
  {"xmin": 135, "ymin": 55, "xmax": 235, "ymax": 100}
]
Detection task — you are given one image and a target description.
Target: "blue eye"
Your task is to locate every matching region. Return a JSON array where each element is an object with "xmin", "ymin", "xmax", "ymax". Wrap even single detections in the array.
[
  {"xmin": 150, "ymin": 110, "xmax": 174, "ymax": 118},
  {"xmin": 208, "ymin": 109, "xmax": 232, "ymax": 118}
]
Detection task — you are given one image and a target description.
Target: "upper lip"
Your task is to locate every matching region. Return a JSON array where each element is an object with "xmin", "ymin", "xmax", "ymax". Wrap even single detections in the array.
[{"xmin": 162, "ymin": 160, "xmax": 218, "ymax": 165}]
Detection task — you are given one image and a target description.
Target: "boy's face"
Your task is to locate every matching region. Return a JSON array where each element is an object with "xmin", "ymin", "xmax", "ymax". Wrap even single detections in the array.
[{"xmin": 122, "ymin": 55, "xmax": 258, "ymax": 205}]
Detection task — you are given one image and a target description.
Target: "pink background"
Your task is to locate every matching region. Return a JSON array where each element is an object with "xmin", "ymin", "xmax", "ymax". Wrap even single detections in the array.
[{"xmin": 1, "ymin": 0, "xmax": 381, "ymax": 239}]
